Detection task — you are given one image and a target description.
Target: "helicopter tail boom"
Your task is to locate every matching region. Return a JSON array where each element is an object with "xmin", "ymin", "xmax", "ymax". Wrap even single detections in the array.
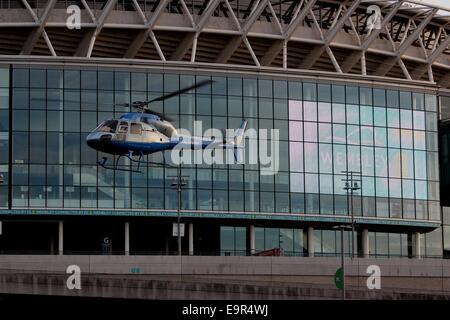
[{"xmin": 229, "ymin": 119, "xmax": 247, "ymax": 148}]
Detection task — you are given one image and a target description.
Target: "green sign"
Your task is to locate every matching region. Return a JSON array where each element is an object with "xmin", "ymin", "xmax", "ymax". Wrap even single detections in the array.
[{"xmin": 335, "ymin": 268, "xmax": 343, "ymax": 290}]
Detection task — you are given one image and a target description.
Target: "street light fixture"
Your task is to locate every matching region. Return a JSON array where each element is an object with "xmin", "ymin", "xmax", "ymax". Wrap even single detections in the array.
[
  {"xmin": 333, "ymin": 224, "xmax": 352, "ymax": 300},
  {"xmin": 169, "ymin": 164, "xmax": 188, "ymax": 256},
  {"xmin": 342, "ymin": 171, "xmax": 361, "ymax": 258}
]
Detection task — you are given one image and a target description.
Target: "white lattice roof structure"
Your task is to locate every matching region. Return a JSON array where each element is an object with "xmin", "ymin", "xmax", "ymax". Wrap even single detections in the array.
[{"xmin": 1, "ymin": 0, "xmax": 450, "ymax": 87}]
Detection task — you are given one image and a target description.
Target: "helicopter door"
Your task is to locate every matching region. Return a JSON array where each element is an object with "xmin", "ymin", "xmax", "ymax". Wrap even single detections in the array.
[
  {"xmin": 128, "ymin": 123, "xmax": 143, "ymax": 142},
  {"xmin": 116, "ymin": 121, "xmax": 129, "ymax": 141}
]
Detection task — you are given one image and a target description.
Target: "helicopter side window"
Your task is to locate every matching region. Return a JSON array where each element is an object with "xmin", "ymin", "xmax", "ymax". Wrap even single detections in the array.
[
  {"xmin": 118, "ymin": 121, "xmax": 129, "ymax": 134},
  {"xmin": 97, "ymin": 120, "xmax": 118, "ymax": 133},
  {"xmin": 130, "ymin": 123, "xmax": 142, "ymax": 135}
]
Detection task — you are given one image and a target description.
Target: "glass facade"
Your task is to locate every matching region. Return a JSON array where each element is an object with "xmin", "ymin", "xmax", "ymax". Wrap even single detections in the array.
[
  {"xmin": 0, "ymin": 68, "xmax": 8, "ymax": 207},
  {"xmin": 0, "ymin": 65, "xmax": 445, "ymax": 258},
  {"xmin": 3, "ymin": 66, "xmax": 439, "ymax": 223}
]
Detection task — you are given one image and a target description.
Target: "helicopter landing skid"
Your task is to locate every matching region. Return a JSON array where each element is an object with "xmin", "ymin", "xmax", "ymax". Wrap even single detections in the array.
[{"xmin": 97, "ymin": 152, "xmax": 173, "ymax": 173}]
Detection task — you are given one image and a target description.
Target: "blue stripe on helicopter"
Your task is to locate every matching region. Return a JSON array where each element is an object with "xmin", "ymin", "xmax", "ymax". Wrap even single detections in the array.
[{"xmin": 108, "ymin": 140, "xmax": 212, "ymax": 154}]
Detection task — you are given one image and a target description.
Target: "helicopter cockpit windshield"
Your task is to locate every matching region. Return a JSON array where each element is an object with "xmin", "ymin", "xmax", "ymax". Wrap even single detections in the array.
[{"xmin": 95, "ymin": 120, "xmax": 118, "ymax": 133}]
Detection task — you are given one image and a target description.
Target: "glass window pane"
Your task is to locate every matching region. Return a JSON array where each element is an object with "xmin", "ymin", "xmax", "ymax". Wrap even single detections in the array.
[
  {"xmin": 332, "ymin": 85, "xmax": 345, "ymax": 103},
  {"xmin": 400, "ymin": 110, "xmax": 412, "ymax": 128},
  {"xmin": 374, "ymin": 127, "xmax": 387, "ymax": 147},
  {"xmin": 361, "ymin": 146, "xmax": 374, "ymax": 176},
  {"xmin": 346, "ymin": 104, "xmax": 359, "ymax": 124},
  {"xmin": 318, "ymin": 102, "xmax": 331, "ymax": 122},
  {"xmin": 387, "ymin": 90, "xmax": 399, "ymax": 108},
  {"xmin": 288, "ymin": 81, "xmax": 302, "ymax": 100},
  {"xmin": 303, "ymin": 83, "xmax": 316, "ymax": 101},
  {"xmin": 318, "ymin": 84, "xmax": 331, "ymax": 102},
  {"xmin": 319, "ymin": 123, "xmax": 332, "ymax": 143},
  {"xmin": 258, "ymin": 79, "xmax": 272, "ymax": 98},
  {"xmin": 304, "ymin": 122, "xmax": 317, "ymax": 142},
  {"xmin": 332, "ymin": 103, "xmax": 345, "ymax": 123},
  {"xmin": 361, "ymin": 126, "xmax": 373, "ymax": 146},
  {"xmin": 288, "ymin": 100, "xmax": 302, "ymax": 120},
  {"xmin": 375, "ymin": 147, "xmax": 387, "ymax": 177},
  {"xmin": 426, "ymin": 94, "xmax": 437, "ymax": 111},
  {"xmin": 274, "ymin": 80, "xmax": 287, "ymax": 99},
  {"xmin": 346, "ymin": 86, "xmax": 360, "ymax": 104},
  {"xmin": 360, "ymin": 106, "xmax": 373, "ymax": 125},
  {"xmin": 388, "ymin": 149, "xmax": 401, "ymax": 178},
  {"xmin": 400, "ymin": 91, "xmax": 412, "ymax": 109},
  {"xmin": 303, "ymin": 101, "xmax": 317, "ymax": 121},
  {"xmin": 304, "ymin": 143, "xmax": 318, "ymax": 172},
  {"xmin": 65, "ymin": 70, "xmax": 80, "ymax": 89},
  {"xmin": 373, "ymin": 88, "xmax": 386, "ymax": 107},
  {"xmin": 387, "ymin": 108, "xmax": 399, "ymax": 127},
  {"xmin": 228, "ymin": 77, "xmax": 242, "ymax": 96},
  {"xmin": 319, "ymin": 144, "xmax": 332, "ymax": 173},
  {"xmin": 13, "ymin": 68, "xmax": 28, "ymax": 87},
  {"xmin": 259, "ymin": 97, "xmax": 273, "ymax": 118},
  {"xmin": 289, "ymin": 121, "xmax": 302, "ymax": 141}
]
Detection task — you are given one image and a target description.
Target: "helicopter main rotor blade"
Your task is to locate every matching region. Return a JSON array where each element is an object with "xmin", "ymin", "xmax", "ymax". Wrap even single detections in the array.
[
  {"xmin": 148, "ymin": 79, "xmax": 213, "ymax": 103},
  {"xmin": 133, "ymin": 105, "xmax": 175, "ymax": 122}
]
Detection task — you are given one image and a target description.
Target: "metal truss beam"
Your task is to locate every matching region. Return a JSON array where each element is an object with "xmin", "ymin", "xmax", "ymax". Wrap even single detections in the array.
[
  {"xmin": 124, "ymin": 0, "xmax": 169, "ymax": 59},
  {"xmin": 20, "ymin": 0, "xmax": 57, "ymax": 55},
  {"xmin": 75, "ymin": 0, "xmax": 118, "ymax": 57},
  {"xmin": 261, "ymin": 0, "xmax": 318, "ymax": 67},
  {"xmin": 438, "ymin": 70, "xmax": 450, "ymax": 88},
  {"xmin": 298, "ymin": 0, "xmax": 361, "ymax": 70},
  {"xmin": 171, "ymin": 0, "xmax": 221, "ymax": 61},
  {"xmin": 216, "ymin": 0, "xmax": 270, "ymax": 64},
  {"xmin": 374, "ymin": 9, "xmax": 437, "ymax": 77},
  {"xmin": 411, "ymin": 30, "xmax": 450, "ymax": 80},
  {"xmin": 341, "ymin": 0, "xmax": 404, "ymax": 73}
]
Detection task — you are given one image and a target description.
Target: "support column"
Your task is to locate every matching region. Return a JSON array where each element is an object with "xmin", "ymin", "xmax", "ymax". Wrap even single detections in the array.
[
  {"xmin": 362, "ymin": 229, "xmax": 369, "ymax": 258},
  {"xmin": 58, "ymin": 221, "xmax": 63, "ymax": 255},
  {"xmin": 307, "ymin": 227, "xmax": 314, "ymax": 257},
  {"xmin": 188, "ymin": 223, "xmax": 194, "ymax": 256},
  {"xmin": 125, "ymin": 222, "xmax": 130, "ymax": 256},
  {"xmin": 249, "ymin": 225, "xmax": 256, "ymax": 255},
  {"xmin": 414, "ymin": 232, "xmax": 421, "ymax": 259}
]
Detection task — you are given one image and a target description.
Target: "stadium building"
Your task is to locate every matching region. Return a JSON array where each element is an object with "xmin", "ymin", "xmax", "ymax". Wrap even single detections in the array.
[{"xmin": 0, "ymin": 0, "xmax": 448, "ymax": 258}]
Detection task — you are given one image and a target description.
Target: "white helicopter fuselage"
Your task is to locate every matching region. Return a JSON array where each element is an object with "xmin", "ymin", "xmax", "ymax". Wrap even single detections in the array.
[{"xmin": 86, "ymin": 115, "xmax": 247, "ymax": 157}]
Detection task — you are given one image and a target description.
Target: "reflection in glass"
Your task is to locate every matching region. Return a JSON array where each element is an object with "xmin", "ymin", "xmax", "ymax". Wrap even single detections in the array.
[
  {"xmin": 304, "ymin": 122, "xmax": 317, "ymax": 142},
  {"xmin": 360, "ymin": 106, "xmax": 373, "ymax": 125},
  {"xmin": 332, "ymin": 103, "xmax": 345, "ymax": 123},
  {"xmin": 304, "ymin": 143, "xmax": 318, "ymax": 173},
  {"xmin": 289, "ymin": 142, "xmax": 303, "ymax": 172},
  {"xmin": 303, "ymin": 101, "xmax": 317, "ymax": 121},
  {"xmin": 318, "ymin": 102, "xmax": 331, "ymax": 122},
  {"xmin": 374, "ymin": 127, "xmax": 387, "ymax": 147},
  {"xmin": 318, "ymin": 123, "xmax": 331, "ymax": 143}
]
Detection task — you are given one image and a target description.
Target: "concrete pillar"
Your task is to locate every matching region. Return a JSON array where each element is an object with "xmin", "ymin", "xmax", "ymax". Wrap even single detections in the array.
[
  {"xmin": 249, "ymin": 225, "xmax": 256, "ymax": 255},
  {"xmin": 58, "ymin": 221, "xmax": 63, "ymax": 255},
  {"xmin": 188, "ymin": 223, "xmax": 194, "ymax": 256},
  {"xmin": 307, "ymin": 227, "xmax": 314, "ymax": 257},
  {"xmin": 362, "ymin": 229, "xmax": 369, "ymax": 258},
  {"xmin": 125, "ymin": 222, "xmax": 130, "ymax": 256},
  {"xmin": 414, "ymin": 232, "xmax": 421, "ymax": 259}
]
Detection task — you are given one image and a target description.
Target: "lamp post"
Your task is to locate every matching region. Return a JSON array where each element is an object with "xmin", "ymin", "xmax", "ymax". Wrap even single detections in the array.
[
  {"xmin": 169, "ymin": 165, "xmax": 188, "ymax": 256},
  {"xmin": 342, "ymin": 171, "xmax": 361, "ymax": 258},
  {"xmin": 333, "ymin": 224, "xmax": 352, "ymax": 300}
]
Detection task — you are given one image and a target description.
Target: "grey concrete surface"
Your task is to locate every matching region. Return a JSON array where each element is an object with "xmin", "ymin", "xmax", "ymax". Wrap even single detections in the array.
[{"xmin": 0, "ymin": 255, "xmax": 449, "ymax": 299}]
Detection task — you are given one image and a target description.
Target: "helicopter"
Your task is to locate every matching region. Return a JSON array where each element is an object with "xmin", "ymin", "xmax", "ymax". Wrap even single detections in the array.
[{"xmin": 86, "ymin": 80, "xmax": 247, "ymax": 172}]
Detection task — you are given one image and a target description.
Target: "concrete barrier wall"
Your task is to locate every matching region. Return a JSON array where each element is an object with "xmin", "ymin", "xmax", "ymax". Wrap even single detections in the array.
[
  {"xmin": 1, "ymin": 255, "xmax": 449, "ymax": 299},
  {"xmin": 0, "ymin": 255, "xmax": 447, "ymax": 277}
]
